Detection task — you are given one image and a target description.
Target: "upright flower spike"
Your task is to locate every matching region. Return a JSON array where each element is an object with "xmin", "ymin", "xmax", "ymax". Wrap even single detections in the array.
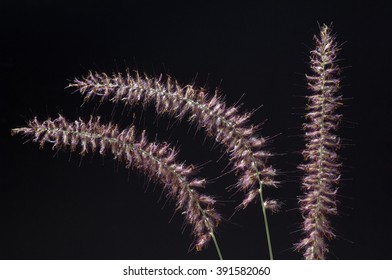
[
  {"xmin": 296, "ymin": 25, "xmax": 342, "ymax": 260},
  {"xmin": 69, "ymin": 71, "xmax": 277, "ymax": 258},
  {"xmin": 12, "ymin": 115, "xmax": 222, "ymax": 258}
]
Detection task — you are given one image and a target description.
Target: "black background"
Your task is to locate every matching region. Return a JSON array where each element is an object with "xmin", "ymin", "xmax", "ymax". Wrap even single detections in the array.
[{"xmin": 1, "ymin": 0, "xmax": 391, "ymax": 260}]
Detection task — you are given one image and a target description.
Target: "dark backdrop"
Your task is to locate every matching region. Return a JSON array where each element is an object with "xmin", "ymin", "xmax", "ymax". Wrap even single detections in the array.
[{"xmin": 1, "ymin": 0, "xmax": 391, "ymax": 259}]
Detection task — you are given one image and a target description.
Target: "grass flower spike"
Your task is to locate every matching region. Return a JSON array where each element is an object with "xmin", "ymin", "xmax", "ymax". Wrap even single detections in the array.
[
  {"xmin": 296, "ymin": 24, "xmax": 342, "ymax": 260},
  {"xmin": 12, "ymin": 115, "xmax": 222, "ymax": 258}
]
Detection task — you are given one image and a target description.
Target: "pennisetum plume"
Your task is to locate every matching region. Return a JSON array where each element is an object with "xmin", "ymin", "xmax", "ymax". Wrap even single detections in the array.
[
  {"xmin": 68, "ymin": 71, "xmax": 278, "ymax": 259},
  {"xmin": 11, "ymin": 115, "xmax": 223, "ymax": 259},
  {"xmin": 296, "ymin": 24, "xmax": 342, "ymax": 260}
]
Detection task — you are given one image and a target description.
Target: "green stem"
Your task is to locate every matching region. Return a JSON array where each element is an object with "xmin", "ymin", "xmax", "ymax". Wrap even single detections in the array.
[
  {"xmin": 210, "ymin": 231, "xmax": 223, "ymax": 260},
  {"xmin": 258, "ymin": 177, "xmax": 273, "ymax": 260}
]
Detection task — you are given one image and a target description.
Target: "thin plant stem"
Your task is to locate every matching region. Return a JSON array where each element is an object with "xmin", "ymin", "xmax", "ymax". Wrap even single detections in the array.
[
  {"xmin": 258, "ymin": 182, "xmax": 273, "ymax": 260},
  {"xmin": 210, "ymin": 232, "xmax": 223, "ymax": 260}
]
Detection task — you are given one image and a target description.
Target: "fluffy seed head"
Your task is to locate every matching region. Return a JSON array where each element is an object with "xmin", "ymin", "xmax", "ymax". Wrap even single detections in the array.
[
  {"xmin": 12, "ymin": 115, "xmax": 220, "ymax": 251},
  {"xmin": 296, "ymin": 24, "xmax": 342, "ymax": 260}
]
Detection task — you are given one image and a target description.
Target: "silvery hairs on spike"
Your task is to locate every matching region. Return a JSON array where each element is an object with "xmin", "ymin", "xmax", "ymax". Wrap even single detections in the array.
[
  {"xmin": 11, "ymin": 115, "xmax": 221, "ymax": 252},
  {"xmin": 296, "ymin": 24, "xmax": 342, "ymax": 260}
]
